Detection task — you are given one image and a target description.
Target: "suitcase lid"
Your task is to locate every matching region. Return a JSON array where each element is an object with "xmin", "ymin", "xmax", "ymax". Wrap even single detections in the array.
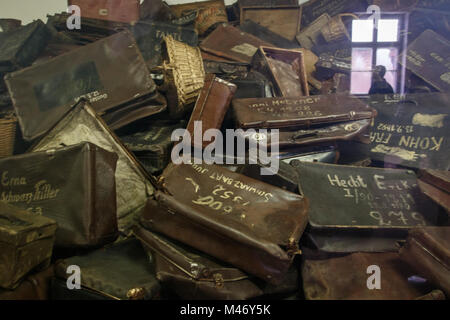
[
  {"xmin": 293, "ymin": 161, "xmax": 442, "ymax": 230},
  {"xmin": 407, "ymin": 227, "xmax": 450, "ymax": 267},
  {"xmin": 0, "ymin": 201, "xmax": 56, "ymax": 246},
  {"xmin": 232, "ymin": 94, "xmax": 375, "ymax": 129},
  {"xmin": 5, "ymin": 30, "xmax": 156, "ymax": 141}
]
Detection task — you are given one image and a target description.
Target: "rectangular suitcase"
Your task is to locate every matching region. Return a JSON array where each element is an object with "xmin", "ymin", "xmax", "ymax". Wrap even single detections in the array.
[
  {"xmin": 0, "ymin": 142, "xmax": 118, "ymax": 248},
  {"xmin": 366, "ymin": 93, "xmax": 450, "ymax": 170},
  {"xmin": 417, "ymin": 170, "xmax": 450, "ymax": 212},
  {"xmin": 399, "ymin": 227, "xmax": 450, "ymax": 296},
  {"xmin": 232, "ymin": 94, "xmax": 375, "ymax": 129},
  {"xmin": 239, "ymin": 20, "xmax": 299, "ymax": 49},
  {"xmin": 252, "ymin": 46, "xmax": 309, "ymax": 97},
  {"xmin": 134, "ymin": 227, "xmax": 299, "ymax": 300},
  {"xmin": 292, "ymin": 161, "xmax": 445, "ymax": 253},
  {"xmin": 31, "ymin": 101, "xmax": 154, "ymax": 235},
  {"xmin": 52, "ymin": 239, "xmax": 160, "ymax": 300},
  {"xmin": 0, "ymin": 266, "xmax": 54, "ymax": 300},
  {"xmin": 5, "ymin": 30, "xmax": 157, "ymax": 141},
  {"xmin": 0, "ymin": 202, "xmax": 56, "ymax": 289},
  {"xmin": 140, "ymin": 163, "xmax": 308, "ymax": 285},
  {"xmin": 68, "ymin": 0, "xmax": 140, "ymax": 24}
]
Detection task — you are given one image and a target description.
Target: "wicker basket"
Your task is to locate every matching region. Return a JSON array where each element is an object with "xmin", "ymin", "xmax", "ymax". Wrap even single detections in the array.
[
  {"xmin": 162, "ymin": 35, "xmax": 205, "ymax": 118},
  {"xmin": 0, "ymin": 114, "xmax": 16, "ymax": 158}
]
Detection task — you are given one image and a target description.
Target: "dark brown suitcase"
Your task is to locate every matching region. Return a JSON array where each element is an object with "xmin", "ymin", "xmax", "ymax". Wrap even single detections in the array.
[
  {"xmin": 232, "ymin": 94, "xmax": 375, "ymax": 129},
  {"xmin": 0, "ymin": 266, "xmax": 54, "ymax": 300},
  {"xmin": 0, "ymin": 142, "xmax": 118, "ymax": 248},
  {"xmin": 252, "ymin": 46, "xmax": 309, "ymax": 97},
  {"xmin": 239, "ymin": 4, "xmax": 301, "ymax": 41},
  {"xmin": 186, "ymin": 74, "xmax": 237, "ymax": 149},
  {"xmin": 399, "ymin": 227, "xmax": 450, "ymax": 296},
  {"xmin": 367, "ymin": 93, "xmax": 450, "ymax": 170},
  {"xmin": 418, "ymin": 170, "xmax": 450, "ymax": 212},
  {"xmin": 400, "ymin": 29, "xmax": 450, "ymax": 92},
  {"xmin": 0, "ymin": 202, "xmax": 56, "ymax": 289},
  {"xmin": 239, "ymin": 20, "xmax": 299, "ymax": 49},
  {"xmin": 140, "ymin": 163, "xmax": 309, "ymax": 285},
  {"xmin": 302, "ymin": 252, "xmax": 433, "ymax": 300},
  {"xmin": 31, "ymin": 101, "xmax": 154, "ymax": 235},
  {"xmin": 134, "ymin": 227, "xmax": 299, "ymax": 300},
  {"xmin": 140, "ymin": 0, "xmax": 175, "ymax": 21},
  {"xmin": 5, "ymin": 30, "xmax": 157, "ymax": 141},
  {"xmin": 293, "ymin": 161, "xmax": 445, "ymax": 253},
  {"xmin": 68, "ymin": 0, "xmax": 140, "ymax": 24},
  {"xmin": 200, "ymin": 24, "xmax": 272, "ymax": 64}
]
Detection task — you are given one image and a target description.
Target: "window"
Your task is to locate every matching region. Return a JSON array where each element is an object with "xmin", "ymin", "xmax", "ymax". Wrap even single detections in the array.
[{"xmin": 350, "ymin": 13, "xmax": 407, "ymax": 94}]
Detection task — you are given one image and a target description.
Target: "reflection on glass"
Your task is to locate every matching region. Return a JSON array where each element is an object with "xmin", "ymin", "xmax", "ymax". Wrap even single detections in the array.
[
  {"xmin": 385, "ymin": 71, "xmax": 397, "ymax": 92},
  {"xmin": 377, "ymin": 19, "xmax": 399, "ymax": 42},
  {"xmin": 351, "ymin": 48, "xmax": 373, "ymax": 71},
  {"xmin": 376, "ymin": 48, "xmax": 398, "ymax": 70},
  {"xmin": 352, "ymin": 19, "xmax": 374, "ymax": 42},
  {"xmin": 351, "ymin": 72, "xmax": 372, "ymax": 94}
]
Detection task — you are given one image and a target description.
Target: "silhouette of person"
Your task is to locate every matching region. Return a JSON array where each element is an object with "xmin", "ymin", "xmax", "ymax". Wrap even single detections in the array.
[{"xmin": 369, "ymin": 65, "xmax": 394, "ymax": 94}]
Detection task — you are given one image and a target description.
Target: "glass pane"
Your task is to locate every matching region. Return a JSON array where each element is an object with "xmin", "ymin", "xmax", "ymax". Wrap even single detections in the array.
[
  {"xmin": 385, "ymin": 71, "xmax": 397, "ymax": 92},
  {"xmin": 376, "ymin": 48, "xmax": 398, "ymax": 71},
  {"xmin": 377, "ymin": 19, "xmax": 399, "ymax": 42},
  {"xmin": 351, "ymin": 72, "xmax": 372, "ymax": 94},
  {"xmin": 352, "ymin": 48, "xmax": 373, "ymax": 71},
  {"xmin": 352, "ymin": 19, "xmax": 374, "ymax": 42}
]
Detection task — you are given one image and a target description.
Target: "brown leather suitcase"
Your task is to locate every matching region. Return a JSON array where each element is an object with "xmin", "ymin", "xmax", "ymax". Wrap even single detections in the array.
[
  {"xmin": 186, "ymin": 74, "xmax": 237, "ymax": 149},
  {"xmin": 5, "ymin": 31, "xmax": 158, "ymax": 141},
  {"xmin": 417, "ymin": 170, "xmax": 450, "ymax": 212},
  {"xmin": 200, "ymin": 24, "xmax": 272, "ymax": 64},
  {"xmin": 134, "ymin": 227, "xmax": 299, "ymax": 300},
  {"xmin": 0, "ymin": 142, "xmax": 118, "ymax": 248},
  {"xmin": 252, "ymin": 46, "xmax": 309, "ymax": 97},
  {"xmin": 140, "ymin": 163, "xmax": 309, "ymax": 285},
  {"xmin": 0, "ymin": 202, "xmax": 56, "ymax": 289},
  {"xmin": 0, "ymin": 266, "xmax": 54, "ymax": 300},
  {"xmin": 239, "ymin": 4, "xmax": 301, "ymax": 41},
  {"xmin": 68, "ymin": 0, "xmax": 140, "ymax": 24},
  {"xmin": 31, "ymin": 101, "xmax": 154, "ymax": 235},
  {"xmin": 302, "ymin": 252, "xmax": 433, "ymax": 300},
  {"xmin": 170, "ymin": 0, "xmax": 228, "ymax": 35},
  {"xmin": 399, "ymin": 227, "xmax": 450, "ymax": 296},
  {"xmin": 232, "ymin": 94, "xmax": 375, "ymax": 130}
]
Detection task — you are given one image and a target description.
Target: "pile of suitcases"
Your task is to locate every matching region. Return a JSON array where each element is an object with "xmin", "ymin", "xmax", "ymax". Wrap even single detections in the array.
[{"xmin": 0, "ymin": 0, "xmax": 449, "ymax": 300}]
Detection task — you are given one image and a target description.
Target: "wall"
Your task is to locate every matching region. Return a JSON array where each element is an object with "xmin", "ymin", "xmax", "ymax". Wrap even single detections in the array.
[{"xmin": 0, "ymin": 0, "xmax": 310, "ymax": 25}]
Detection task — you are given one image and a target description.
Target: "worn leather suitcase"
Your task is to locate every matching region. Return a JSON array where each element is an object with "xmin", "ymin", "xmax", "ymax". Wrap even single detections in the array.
[
  {"xmin": 0, "ymin": 142, "xmax": 118, "ymax": 248},
  {"xmin": 417, "ymin": 170, "xmax": 450, "ymax": 212},
  {"xmin": 239, "ymin": 4, "xmax": 301, "ymax": 41},
  {"xmin": 132, "ymin": 21, "xmax": 198, "ymax": 69},
  {"xmin": 186, "ymin": 74, "xmax": 237, "ymax": 149},
  {"xmin": 239, "ymin": 20, "xmax": 299, "ymax": 49},
  {"xmin": 68, "ymin": 0, "xmax": 140, "ymax": 24},
  {"xmin": 232, "ymin": 94, "xmax": 375, "ymax": 130},
  {"xmin": 302, "ymin": 252, "xmax": 434, "ymax": 300},
  {"xmin": 53, "ymin": 239, "xmax": 160, "ymax": 300},
  {"xmin": 367, "ymin": 93, "xmax": 450, "ymax": 171},
  {"xmin": 5, "ymin": 31, "xmax": 158, "ymax": 141},
  {"xmin": 315, "ymin": 53, "xmax": 352, "ymax": 81},
  {"xmin": 400, "ymin": 29, "xmax": 450, "ymax": 92},
  {"xmin": 252, "ymin": 46, "xmax": 309, "ymax": 97},
  {"xmin": 296, "ymin": 13, "xmax": 330, "ymax": 49},
  {"xmin": 399, "ymin": 227, "xmax": 450, "ymax": 297},
  {"xmin": 0, "ymin": 266, "xmax": 54, "ymax": 300},
  {"xmin": 237, "ymin": 119, "xmax": 371, "ymax": 149},
  {"xmin": 293, "ymin": 161, "xmax": 445, "ymax": 253},
  {"xmin": 231, "ymin": 79, "xmax": 269, "ymax": 99},
  {"xmin": 278, "ymin": 145, "xmax": 339, "ymax": 165},
  {"xmin": 140, "ymin": 163, "xmax": 308, "ymax": 285},
  {"xmin": 31, "ymin": 101, "xmax": 154, "ymax": 235},
  {"xmin": 119, "ymin": 121, "xmax": 187, "ymax": 175},
  {"xmin": 170, "ymin": 0, "xmax": 228, "ymax": 35},
  {"xmin": 200, "ymin": 24, "xmax": 272, "ymax": 64},
  {"xmin": 140, "ymin": 0, "xmax": 175, "ymax": 21},
  {"xmin": 0, "ymin": 202, "xmax": 56, "ymax": 289},
  {"xmin": 134, "ymin": 227, "xmax": 299, "ymax": 300}
]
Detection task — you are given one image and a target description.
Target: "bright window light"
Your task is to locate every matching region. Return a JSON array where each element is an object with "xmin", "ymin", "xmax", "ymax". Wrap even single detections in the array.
[
  {"xmin": 352, "ymin": 19, "xmax": 374, "ymax": 42},
  {"xmin": 377, "ymin": 19, "xmax": 399, "ymax": 42}
]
